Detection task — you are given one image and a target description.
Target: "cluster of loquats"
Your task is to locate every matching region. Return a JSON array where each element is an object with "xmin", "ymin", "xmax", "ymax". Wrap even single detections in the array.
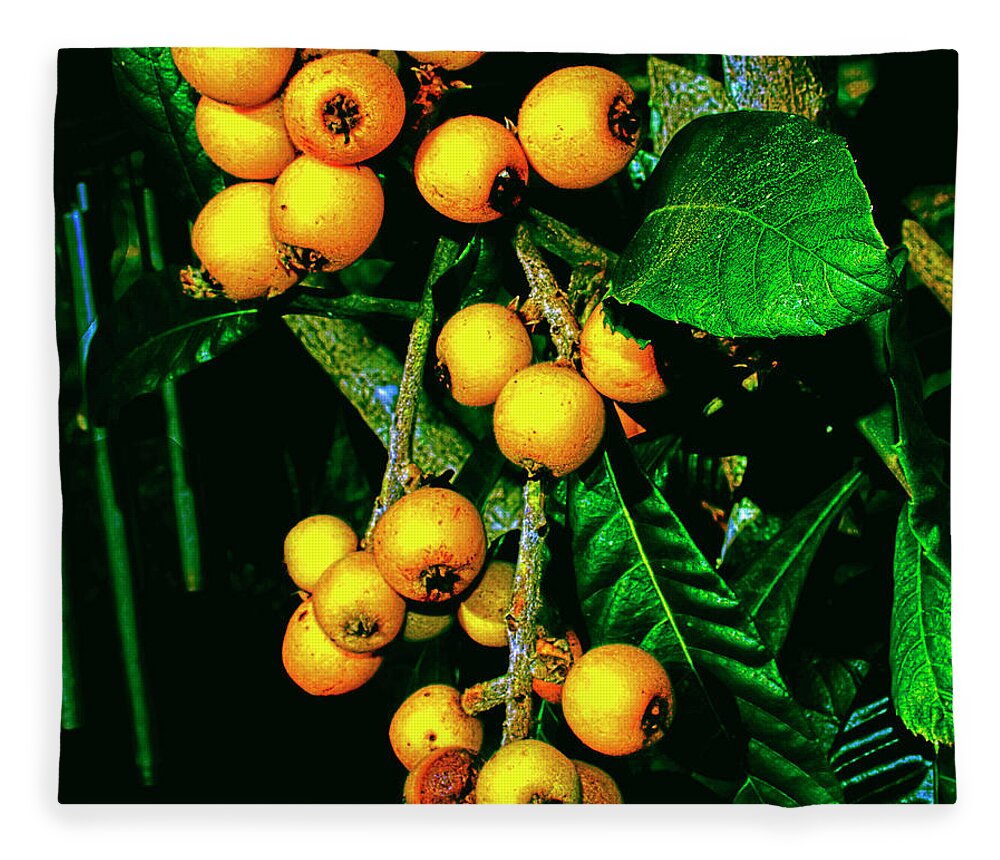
[{"xmin": 184, "ymin": 48, "xmax": 678, "ymax": 803}]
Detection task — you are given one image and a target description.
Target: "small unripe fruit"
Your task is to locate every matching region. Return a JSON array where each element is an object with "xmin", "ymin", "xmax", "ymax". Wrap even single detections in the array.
[
  {"xmin": 312, "ymin": 551, "xmax": 406, "ymax": 653},
  {"xmin": 532, "ymin": 628, "xmax": 583, "ymax": 704},
  {"xmin": 281, "ymin": 598, "xmax": 381, "ymax": 696},
  {"xmin": 401, "ymin": 609, "xmax": 454, "ymax": 643},
  {"xmin": 407, "ymin": 51, "xmax": 484, "ymax": 71},
  {"xmin": 195, "ymin": 96, "xmax": 296, "ymax": 180},
  {"xmin": 458, "ymin": 560, "xmax": 515, "ymax": 648},
  {"xmin": 191, "ymin": 182, "xmax": 298, "ymax": 301},
  {"xmin": 283, "ymin": 514, "xmax": 358, "ymax": 592},
  {"xmin": 403, "ymin": 747, "xmax": 482, "ymax": 803},
  {"xmin": 493, "ymin": 362, "xmax": 606, "ymax": 477},
  {"xmin": 580, "ymin": 303, "xmax": 667, "ymax": 403},
  {"xmin": 271, "ymin": 155, "xmax": 384, "ymax": 272},
  {"xmin": 282, "ymin": 52, "xmax": 406, "ymax": 165},
  {"xmin": 414, "ymin": 116, "xmax": 528, "ymax": 223},
  {"xmin": 476, "ymin": 739, "xmax": 582, "ymax": 804},
  {"xmin": 517, "ymin": 65, "xmax": 641, "ymax": 189},
  {"xmin": 389, "ymin": 684, "xmax": 484, "ymax": 771},
  {"xmin": 372, "ymin": 487, "xmax": 487, "ymax": 602},
  {"xmin": 435, "ymin": 303, "xmax": 533, "ymax": 407},
  {"xmin": 573, "ymin": 760, "xmax": 623, "ymax": 804},
  {"xmin": 562, "ymin": 644, "xmax": 675, "ymax": 756},
  {"xmin": 171, "ymin": 48, "xmax": 295, "ymax": 106}
]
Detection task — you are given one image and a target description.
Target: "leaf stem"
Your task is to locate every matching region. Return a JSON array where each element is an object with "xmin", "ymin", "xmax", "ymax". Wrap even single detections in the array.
[
  {"xmin": 364, "ymin": 239, "xmax": 460, "ymax": 542},
  {"xmin": 515, "ymin": 225, "xmax": 580, "ymax": 362}
]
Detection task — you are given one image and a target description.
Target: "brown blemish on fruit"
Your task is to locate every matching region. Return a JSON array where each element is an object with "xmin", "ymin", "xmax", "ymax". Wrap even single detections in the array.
[
  {"xmin": 608, "ymin": 94, "xmax": 640, "ymax": 145},
  {"xmin": 641, "ymin": 694, "xmax": 672, "ymax": 745},
  {"xmin": 488, "ymin": 167, "xmax": 526, "ymax": 215},
  {"xmin": 324, "ymin": 92, "xmax": 362, "ymax": 144},
  {"xmin": 412, "ymin": 748, "xmax": 480, "ymax": 804}
]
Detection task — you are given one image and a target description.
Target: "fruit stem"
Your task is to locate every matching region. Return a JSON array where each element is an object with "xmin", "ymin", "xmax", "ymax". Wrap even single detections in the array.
[
  {"xmin": 502, "ymin": 476, "xmax": 547, "ymax": 744},
  {"xmin": 364, "ymin": 238, "xmax": 462, "ymax": 541},
  {"xmin": 515, "ymin": 225, "xmax": 580, "ymax": 363}
]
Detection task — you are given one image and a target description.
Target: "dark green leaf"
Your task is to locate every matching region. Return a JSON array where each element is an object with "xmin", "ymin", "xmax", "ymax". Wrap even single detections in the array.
[
  {"xmin": 568, "ymin": 450, "xmax": 842, "ymax": 805},
  {"xmin": 86, "ymin": 268, "xmax": 263, "ymax": 423},
  {"xmin": 722, "ymin": 56, "xmax": 828, "ymax": 122},
  {"xmin": 647, "ymin": 56, "xmax": 734, "ymax": 156},
  {"xmin": 726, "ymin": 470, "xmax": 864, "ymax": 653},
  {"xmin": 110, "ymin": 48, "xmax": 224, "ymax": 219},
  {"xmin": 609, "ymin": 111, "xmax": 900, "ymax": 338},
  {"xmin": 788, "ymin": 656, "xmax": 870, "ymax": 752},
  {"xmin": 891, "ymin": 505, "xmax": 954, "ymax": 748}
]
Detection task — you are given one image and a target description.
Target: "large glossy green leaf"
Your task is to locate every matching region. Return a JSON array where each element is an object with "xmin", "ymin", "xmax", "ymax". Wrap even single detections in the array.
[
  {"xmin": 568, "ymin": 450, "xmax": 842, "ymax": 805},
  {"xmin": 891, "ymin": 506, "xmax": 954, "ymax": 748},
  {"xmin": 609, "ymin": 111, "xmax": 900, "ymax": 338},
  {"xmin": 110, "ymin": 48, "xmax": 224, "ymax": 218},
  {"xmin": 725, "ymin": 470, "xmax": 864, "ymax": 653}
]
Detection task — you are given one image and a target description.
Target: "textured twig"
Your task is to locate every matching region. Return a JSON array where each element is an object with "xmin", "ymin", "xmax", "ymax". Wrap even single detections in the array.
[
  {"xmin": 461, "ymin": 675, "xmax": 509, "ymax": 715},
  {"xmin": 515, "ymin": 225, "xmax": 580, "ymax": 362},
  {"xmin": 502, "ymin": 477, "xmax": 547, "ymax": 744},
  {"xmin": 364, "ymin": 239, "xmax": 460, "ymax": 541}
]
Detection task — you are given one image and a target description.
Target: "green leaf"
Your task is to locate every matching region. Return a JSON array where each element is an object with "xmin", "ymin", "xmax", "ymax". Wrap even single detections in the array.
[
  {"xmin": 722, "ymin": 56, "xmax": 828, "ymax": 122},
  {"xmin": 788, "ymin": 656, "xmax": 870, "ymax": 752},
  {"xmin": 890, "ymin": 505, "xmax": 954, "ymax": 748},
  {"xmin": 647, "ymin": 56, "xmax": 734, "ymax": 156},
  {"xmin": 609, "ymin": 111, "xmax": 900, "ymax": 338},
  {"xmin": 110, "ymin": 48, "xmax": 224, "ymax": 218},
  {"xmin": 85, "ymin": 268, "xmax": 263, "ymax": 423},
  {"xmin": 568, "ymin": 450, "xmax": 843, "ymax": 805},
  {"xmin": 726, "ymin": 470, "xmax": 864, "ymax": 653}
]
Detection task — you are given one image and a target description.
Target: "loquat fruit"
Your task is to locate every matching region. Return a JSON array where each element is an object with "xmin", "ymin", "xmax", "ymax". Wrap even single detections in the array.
[
  {"xmin": 517, "ymin": 65, "xmax": 641, "ymax": 189},
  {"xmin": 191, "ymin": 182, "xmax": 298, "ymax": 301},
  {"xmin": 580, "ymin": 303, "xmax": 667, "ymax": 403},
  {"xmin": 280, "ymin": 597, "xmax": 382, "ymax": 696},
  {"xmin": 389, "ymin": 683, "xmax": 484, "ymax": 771},
  {"xmin": 493, "ymin": 362, "xmax": 606, "ymax": 477},
  {"xmin": 372, "ymin": 487, "xmax": 487, "ymax": 603},
  {"xmin": 414, "ymin": 116, "xmax": 529, "ymax": 223},
  {"xmin": 561, "ymin": 643, "xmax": 674, "ymax": 756},
  {"xmin": 406, "ymin": 51, "xmax": 485, "ymax": 71},
  {"xmin": 573, "ymin": 760, "xmax": 623, "ymax": 803},
  {"xmin": 401, "ymin": 609, "xmax": 454, "ymax": 643},
  {"xmin": 170, "ymin": 47, "xmax": 295, "ymax": 107},
  {"xmin": 283, "ymin": 514, "xmax": 358, "ymax": 593},
  {"xmin": 270, "ymin": 155, "xmax": 384, "ymax": 273},
  {"xmin": 476, "ymin": 739, "xmax": 582, "ymax": 804},
  {"xmin": 312, "ymin": 551, "xmax": 406, "ymax": 653},
  {"xmin": 457, "ymin": 560, "xmax": 515, "ymax": 648},
  {"xmin": 282, "ymin": 51, "xmax": 406, "ymax": 165},
  {"xmin": 435, "ymin": 303, "xmax": 533, "ymax": 407},
  {"xmin": 195, "ymin": 95, "xmax": 296, "ymax": 180}
]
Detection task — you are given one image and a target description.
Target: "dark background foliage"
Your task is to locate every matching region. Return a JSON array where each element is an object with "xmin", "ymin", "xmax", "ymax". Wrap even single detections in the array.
[{"xmin": 55, "ymin": 48, "xmax": 956, "ymax": 802}]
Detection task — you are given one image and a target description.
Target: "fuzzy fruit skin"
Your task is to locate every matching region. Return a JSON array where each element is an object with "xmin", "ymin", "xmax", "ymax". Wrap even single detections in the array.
[
  {"xmin": 389, "ymin": 684, "xmax": 484, "ymax": 771},
  {"xmin": 458, "ymin": 560, "xmax": 515, "ymax": 647},
  {"xmin": 195, "ymin": 96, "xmax": 295, "ymax": 180},
  {"xmin": 436, "ymin": 303, "xmax": 533, "ymax": 406},
  {"xmin": 282, "ymin": 52, "xmax": 406, "ymax": 165},
  {"xmin": 476, "ymin": 739, "xmax": 582, "ymax": 804},
  {"xmin": 372, "ymin": 487, "xmax": 487, "ymax": 602},
  {"xmin": 171, "ymin": 48, "xmax": 295, "ymax": 106},
  {"xmin": 573, "ymin": 761, "xmax": 623, "ymax": 804},
  {"xmin": 283, "ymin": 514, "xmax": 358, "ymax": 592},
  {"xmin": 532, "ymin": 628, "xmax": 583, "ymax": 704},
  {"xmin": 312, "ymin": 551, "xmax": 406, "ymax": 653},
  {"xmin": 403, "ymin": 747, "xmax": 482, "ymax": 803},
  {"xmin": 562, "ymin": 644, "xmax": 674, "ymax": 756},
  {"xmin": 281, "ymin": 598, "xmax": 382, "ymax": 695},
  {"xmin": 406, "ymin": 51, "xmax": 484, "ymax": 70},
  {"xmin": 402, "ymin": 609, "xmax": 454, "ymax": 643},
  {"xmin": 414, "ymin": 116, "xmax": 528, "ymax": 223},
  {"xmin": 270, "ymin": 155, "xmax": 384, "ymax": 272},
  {"xmin": 493, "ymin": 362, "xmax": 606, "ymax": 477},
  {"xmin": 580, "ymin": 303, "xmax": 667, "ymax": 403},
  {"xmin": 517, "ymin": 65, "xmax": 640, "ymax": 189},
  {"xmin": 191, "ymin": 182, "xmax": 298, "ymax": 300}
]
